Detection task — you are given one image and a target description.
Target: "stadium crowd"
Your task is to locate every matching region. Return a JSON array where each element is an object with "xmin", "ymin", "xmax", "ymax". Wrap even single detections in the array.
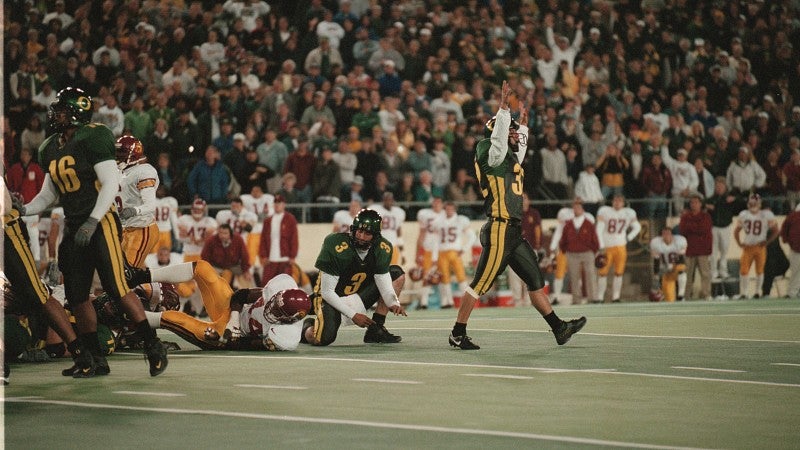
[{"xmin": 5, "ymin": 0, "xmax": 800, "ymax": 303}]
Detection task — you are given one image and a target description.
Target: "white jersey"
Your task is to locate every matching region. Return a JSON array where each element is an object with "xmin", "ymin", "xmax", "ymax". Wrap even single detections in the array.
[
  {"xmin": 118, "ymin": 163, "xmax": 159, "ymax": 228},
  {"xmin": 144, "ymin": 252, "xmax": 184, "ymax": 269},
  {"xmin": 176, "ymin": 215, "xmax": 218, "ymax": 256},
  {"xmin": 332, "ymin": 209, "xmax": 356, "ymax": 233},
  {"xmin": 432, "ymin": 213, "xmax": 471, "ymax": 252},
  {"xmin": 597, "ymin": 206, "xmax": 639, "ymax": 248},
  {"xmin": 37, "ymin": 215, "xmax": 51, "ymax": 262},
  {"xmin": 239, "ymin": 274, "xmax": 303, "ymax": 351},
  {"xmin": 650, "ymin": 235, "xmax": 688, "ymax": 265},
  {"xmin": 241, "ymin": 193, "xmax": 274, "ymax": 234},
  {"xmin": 417, "ymin": 207, "xmax": 445, "ymax": 251},
  {"xmin": 154, "ymin": 196, "xmax": 179, "ymax": 232},
  {"xmin": 369, "ymin": 204, "xmax": 405, "ymax": 246},
  {"xmin": 737, "ymin": 209, "xmax": 775, "ymax": 246},
  {"xmin": 550, "ymin": 207, "xmax": 595, "ymax": 252},
  {"xmin": 215, "ymin": 209, "xmax": 258, "ymax": 239}
]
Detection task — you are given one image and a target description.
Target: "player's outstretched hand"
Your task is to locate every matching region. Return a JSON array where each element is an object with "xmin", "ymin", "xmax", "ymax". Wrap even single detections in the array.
[
  {"xmin": 351, "ymin": 313, "xmax": 376, "ymax": 328},
  {"xmin": 499, "ymin": 80, "xmax": 511, "ymax": 110},
  {"xmin": 389, "ymin": 304, "xmax": 407, "ymax": 317}
]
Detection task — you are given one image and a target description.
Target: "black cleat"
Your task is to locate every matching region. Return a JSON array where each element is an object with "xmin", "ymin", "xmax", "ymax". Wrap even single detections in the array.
[
  {"xmin": 124, "ymin": 260, "xmax": 151, "ymax": 287},
  {"xmin": 144, "ymin": 338, "xmax": 168, "ymax": 376},
  {"xmin": 94, "ymin": 354, "xmax": 111, "ymax": 376},
  {"xmin": 449, "ymin": 333, "xmax": 480, "ymax": 350},
  {"xmin": 364, "ymin": 325, "xmax": 402, "ymax": 343},
  {"xmin": 553, "ymin": 317, "xmax": 587, "ymax": 345},
  {"xmin": 63, "ymin": 349, "xmax": 96, "ymax": 378}
]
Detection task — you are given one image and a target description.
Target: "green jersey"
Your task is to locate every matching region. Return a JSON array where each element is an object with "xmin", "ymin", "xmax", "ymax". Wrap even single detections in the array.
[
  {"xmin": 38, "ymin": 123, "xmax": 116, "ymax": 226},
  {"xmin": 314, "ymin": 232, "xmax": 393, "ymax": 297},
  {"xmin": 474, "ymin": 138, "xmax": 524, "ymax": 220}
]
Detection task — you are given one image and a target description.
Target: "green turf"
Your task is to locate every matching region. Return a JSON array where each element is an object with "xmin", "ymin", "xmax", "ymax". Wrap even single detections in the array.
[{"xmin": 4, "ymin": 299, "xmax": 800, "ymax": 449}]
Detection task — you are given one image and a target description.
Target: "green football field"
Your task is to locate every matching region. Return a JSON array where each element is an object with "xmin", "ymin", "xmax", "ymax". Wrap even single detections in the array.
[{"xmin": 4, "ymin": 299, "xmax": 800, "ymax": 449}]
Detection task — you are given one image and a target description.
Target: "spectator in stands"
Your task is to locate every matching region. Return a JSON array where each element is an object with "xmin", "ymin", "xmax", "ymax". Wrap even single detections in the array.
[
  {"xmin": 781, "ymin": 204, "xmax": 800, "ymax": 299},
  {"xmin": 763, "ymin": 145, "xmax": 787, "ymax": 214},
  {"xmin": 783, "ymin": 149, "xmax": 800, "ymax": 210},
  {"xmin": 256, "ymin": 128, "xmax": 288, "ymax": 194},
  {"xmin": 540, "ymin": 133, "xmax": 569, "ymax": 201},
  {"xmin": 661, "ymin": 144, "xmax": 698, "ymax": 216},
  {"xmin": 20, "ymin": 115, "xmax": 45, "ymax": 157},
  {"xmin": 573, "ymin": 164, "xmax": 604, "ymax": 217},
  {"xmin": 187, "ymin": 145, "xmax": 230, "ymax": 205},
  {"xmin": 641, "ymin": 152, "xmax": 672, "ymax": 220},
  {"xmin": 124, "ymin": 97, "xmax": 153, "ymax": 142},
  {"xmin": 96, "ymin": 94, "xmax": 124, "ymax": 137},
  {"xmin": 283, "ymin": 136, "xmax": 315, "ymax": 203},
  {"xmin": 679, "ymin": 194, "xmax": 713, "ymax": 300},
  {"xmin": 596, "ymin": 143, "xmax": 629, "ymax": 201},
  {"xmin": 726, "ymin": 146, "xmax": 766, "ymax": 196}
]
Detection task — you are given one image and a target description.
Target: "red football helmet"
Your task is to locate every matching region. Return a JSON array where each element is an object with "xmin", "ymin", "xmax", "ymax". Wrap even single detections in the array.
[
  {"xmin": 408, "ymin": 266, "xmax": 424, "ymax": 282},
  {"xmin": 263, "ymin": 288, "xmax": 311, "ymax": 324},
  {"xmin": 115, "ymin": 135, "xmax": 146, "ymax": 170},
  {"xmin": 649, "ymin": 289, "xmax": 664, "ymax": 302},
  {"xmin": 594, "ymin": 253, "xmax": 608, "ymax": 269},
  {"xmin": 134, "ymin": 282, "xmax": 180, "ymax": 311},
  {"xmin": 424, "ymin": 269, "xmax": 442, "ymax": 286},
  {"xmin": 191, "ymin": 198, "xmax": 207, "ymax": 219}
]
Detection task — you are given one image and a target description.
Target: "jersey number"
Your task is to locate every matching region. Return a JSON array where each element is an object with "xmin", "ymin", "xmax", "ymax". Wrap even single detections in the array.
[
  {"xmin": 607, "ymin": 219, "xmax": 627, "ymax": 234},
  {"xmin": 49, "ymin": 156, "xmax": 80, "ymax": 193},
  {"xmin": 743, "ymin": 220, "xmax": 762, "ymax": 236},
  {"xmin": 511, "ymin": 164, "xmax": 523, "ymax": 195},
  {"xmin": 344, "ymin": 272, "xmax": 367, "ymax": 295}
]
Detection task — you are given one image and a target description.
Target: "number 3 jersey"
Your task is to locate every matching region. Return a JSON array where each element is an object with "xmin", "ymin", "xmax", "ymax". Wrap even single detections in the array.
[
  {"xmin": 314, "ymin": 232, "xmax": 393, "ymax": 296},
  {"xmin": 737, "ymin": 209, "xmax": 775, "ymax": 245},
  {"xmin": 38, "ymin": 123, "xmax": 116, "ymax": 226}
]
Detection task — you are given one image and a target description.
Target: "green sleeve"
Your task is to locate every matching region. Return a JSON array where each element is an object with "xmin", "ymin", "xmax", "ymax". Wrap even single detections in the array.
[{"xmin": 374, "ymin": 237, "xmax": 393, "ymax": 274}]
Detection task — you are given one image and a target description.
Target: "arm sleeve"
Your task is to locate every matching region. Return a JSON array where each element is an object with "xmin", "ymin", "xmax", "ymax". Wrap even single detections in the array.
[
  {"xmin": 550, "ymin": 223, "xmax": 564, "ymax": 253},
  {"xmin": 375, "ymin": 271, "xmax": 400, "ymax": 308},
  {"xmin": 627, "ymin": 220, "xmax": 642, "ymax": 242},
  {"xmin": 514, "ymin": 124, "xmax": 529, "ymax": 163},
  {"xmin": 488, "ymin": 108, "xmax": 511, "ymax": 167},
  {"xmin": 137, "ymin": 182, "xmax": 158, "ymax": 217},
  {"xmin": 546, "ymin": 26, "xmax": 556, "ymax": 48},
  {"xmin": 90, "ymin": 159, "xmax": 122, "ymax": 220},
  {"xmin": 320, "ymin": 271, "xmax": 358, "ymax": 319},
  {"xmin": 23, "ymin": 175, "xmax": 59, "ymax": 216}
]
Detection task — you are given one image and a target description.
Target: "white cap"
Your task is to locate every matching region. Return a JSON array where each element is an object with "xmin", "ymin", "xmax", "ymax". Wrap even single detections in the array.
[
  {"xmin": 694, "ymin": 38, "xmax": 705, "ymax": 46},
  {"xmin": 590, "ymin": 27, "xmax": 601, "ymax": 35},
  {"xmin": 353, "ymin": 175, "xmax": 364, "ymax": 185},
  {"xmin": 763, "ymin": 94, "xmax": 775, "ymax": 103},
  {"xmin": 233, "ymin": 132, "xmax": 246, "ymax": 141},
  {"xmin": 758, "ymin": 111, "xmax": 769, "ymax": 119}
]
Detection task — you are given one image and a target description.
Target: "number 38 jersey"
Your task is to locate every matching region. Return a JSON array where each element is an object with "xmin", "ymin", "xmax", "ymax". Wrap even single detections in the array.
[
  {"xmin": 38, "ymin": 123, "xmax": 116, "ymax": 226},
  {"xmin": 314, "ymin": 232, "xmax": 393, "ymax": 296},
  {"xmin": 737, "ymin": 209, "xmax": 775, "ymax": 246}
]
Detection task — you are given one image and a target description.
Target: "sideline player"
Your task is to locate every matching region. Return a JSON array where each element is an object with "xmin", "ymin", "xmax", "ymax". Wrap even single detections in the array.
[
  {"xmin": 116, "ymin": 135, "xmax": 160, "ymax": 268},
  {"xmin": 153, "ymin": 185, "xmax": 179, "ymax": 254},
  {"xmin": 594, "ymin": 194, "xmax": 640, "ymax": 303},
  {"xmin": 448, "ymin": 80, "xmax": 585, "ymax": 349},
  {"xmin": 333, "ymin": 199, "xmax": 362, "ymax": 233},
  {"xmin": 22, "ymin": 87, "xmax": 167, "ymax": 377},
  {"xmin": 431, "ymin": 201, "xmax": 473, "ymax": 308},
  {"xmin": 650, "ymin": 227, "xmax": 688, "ymax": 302},
  {"xmin": 176, "ymin": 198, "xmax": 217, "ymax": 299},
  {"xmin": 733, "ymin": 193, "xmax": 779, "ymax": 298},
  {"xmin": 302, "ymin": 209, "xmax": 407, "ymax": 346},
  {"xmin": 415, "ymin": 196, "xmax": 445, "ymax": 308},
  {"xmin": 369, "ymin": 192, "xmax": 406, "ymax": 265}
]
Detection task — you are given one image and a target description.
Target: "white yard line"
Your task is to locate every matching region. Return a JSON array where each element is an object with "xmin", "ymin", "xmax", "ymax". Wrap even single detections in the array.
[
  {"xmin": 352, "ymin": 378, "xmax": 423, "ymax": 384},
  {"xmin": 771, "ymin": 363, "xmax": 800, "ymax": 367},
  {"xmin": 167, "ymin": 354, "xmax": 800, "ymax": 388},
  {"xmin": 113, "ymin": 391, "xmax": 186, "ymax": 397},
  {"xmin": 1, "ymin": 397, "xmax": 712, "ymax": 450},
  {"xmin": 671, "ymin": 366, "xmax": 747, "ymax": 373},
  {"xmin": 461, "ymin": 374, "xmax": 533, "ymax": 380},
  {"xmin": 233, "ymin": 384, "xmax": 308, "ymax": 390}
]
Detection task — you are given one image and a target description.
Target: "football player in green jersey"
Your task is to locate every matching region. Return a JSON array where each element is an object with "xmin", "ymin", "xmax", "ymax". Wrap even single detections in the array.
[
  {"xmin": 21, "ymin": 87, "xmax": 168, "ymax": 377},
  {"xmin": 302, "ymin": 208, "xmax": 407, "ymax": 346},
  {"xmin": 448, "ymin": 81, "xmax": 586, "ymax": 350}
]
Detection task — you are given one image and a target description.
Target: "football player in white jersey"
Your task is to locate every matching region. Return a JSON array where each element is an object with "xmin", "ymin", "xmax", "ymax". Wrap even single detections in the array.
[
  {"xmin": 153, "ymin": 185, "xmax": 179, "ymax": 255},
  {"xmin": 650, "ymin": 227, "xmax": 688, "ymax": 302},
  {"xmin": 431, "ymin": 201, "xmax": 474, "ymax": 308},
  {"xmin": 145, "ymin": 246, "xmax": 184, "ymax": 270},
  {"xmin": 115, "ymin": 135, "xmax": 160, "ymax": 268},
  {"xmin": 414, "ymin": 196, "xmax": 445, "ymax": 308},
  {"xmin": 135, "ymin": 260, "xmax": 310, "ymax": 351},
  {"xmin": 733, "ymin": 193, "xmax": 779, "ymax": 298},
  {"xmin": 240, "ymin": 185, "xmax": 274, "ymax": 269},
  {"xmin": 176, "ymin": 198, "xmax": 218, "ymax": 299},
  {"xmin": 549, "ymin": 202, "xmax": 595, "ymax": 304},
  {"xmin": 332, "ymin": 199, "xmax": 361, "ymax": 233},
  {"xmin": 595, "ymin": 194, "xmax": 641, "ymax": 303},
  {"xmin": 369, "ymin": 192, "xmax": 406, "ymax": 265}
]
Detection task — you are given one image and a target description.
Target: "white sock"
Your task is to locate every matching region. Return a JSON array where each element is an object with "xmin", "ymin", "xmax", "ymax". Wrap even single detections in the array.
[
  {"xmin": 756, "ymin": 274, "xmax": 764, "ymax": 296},
  {"xmin": 677, "ymin": 272, "xmax": 687, "ymax": 297},
  {"xmin": 439, "ymin": 283, "xmax": 453, "ymax": 307},
  {"xmin": 740, "ymin": 275, "xmax": 749, "ymax": 297},
  {"xmin": 145, "ymin": 311, "xmax": 162, "ymax": 329},
  {"xmin": 612, "ymin": 275, "xmax": 624, "ymax": 301},
  {"xmin": 418, "ymin": 286, "xmax": 430, "ymax": 306},
  {"xmin": 150, "ymin": 262, "xmax": 195, "ymax": 283},
  {"xmin": 596, "ymin": 276, "xmax": 607, "ymax": 302},
  {"xmin": 553, "ymin": 278, "xmax": 564, "ymax": 296}
]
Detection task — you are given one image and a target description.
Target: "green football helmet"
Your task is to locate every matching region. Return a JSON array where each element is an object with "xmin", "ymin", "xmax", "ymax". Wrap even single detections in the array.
[
  {"xmin": 48, "ymin": 87, "xmax": 93, "ymax": 132},
  {"xmin": 350, "ymin": 208, "xmax": 382, "ymax": 250}
]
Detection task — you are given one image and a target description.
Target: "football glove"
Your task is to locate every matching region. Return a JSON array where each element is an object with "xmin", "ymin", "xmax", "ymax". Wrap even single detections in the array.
[
  {"xmin": 119, "ymin": 207, "xmax": 137, "ymax": 220},
  {"xmin": 10, "ymin": 192, "xmax": 26, "ymax": 216},
  {"xmin": 46, "ymin": 261, "xmax": 62, "ymax": 286},
  {"xmin": 74, "ymin": 217, "xmax": 99, "ymax": 247}
]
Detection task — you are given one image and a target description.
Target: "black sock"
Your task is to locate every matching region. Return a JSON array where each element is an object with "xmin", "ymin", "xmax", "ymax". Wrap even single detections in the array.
[
  {"xmin": 372, "ymin": 313, "xmax": 386, "ymax": 326},
  {"xmin": 65, "ymin": 339, "xmax": 81, "ymax": 356},
  {"xmin": 48, "ymin": 343, "xmax": 67, "ymax": 358},
  {"xmin": 544, "ymin": 312, "xmax": 562, "ymax": 331},
  {"xmin": 135, "ymin": 320, "xmax": 157, "ymax": 345},
  {"xmin": 81, "ymin": 332, "xmax": 102, "ymax": 357},
  {"xmin": 452, "ymin": 322, "xmax": 467, "ymax": 336}
]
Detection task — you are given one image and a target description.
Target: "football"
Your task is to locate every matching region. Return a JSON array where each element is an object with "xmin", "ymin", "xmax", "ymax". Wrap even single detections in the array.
[{"xmin": 594, "ymin": 253, "xmax": 608, "ymax": 269}]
